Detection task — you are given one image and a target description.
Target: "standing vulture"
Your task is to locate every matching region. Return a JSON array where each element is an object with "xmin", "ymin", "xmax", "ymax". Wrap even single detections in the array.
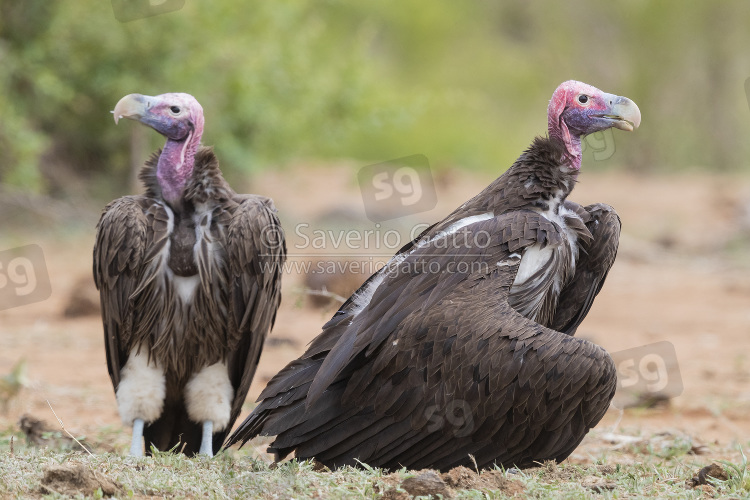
[
  {"xmin": 94, "ymin": 93, "xmax": 286, "ymax": 456},
  {"xmin": 226, "ymin": 81, "xmax": 640, "ymax": 470}
]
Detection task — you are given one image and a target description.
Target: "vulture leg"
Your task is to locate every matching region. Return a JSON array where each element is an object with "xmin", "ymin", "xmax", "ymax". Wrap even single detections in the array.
[
  {"xmin": 116, "ymin": 347, "xmax": 166, "ymax": 457},
  {"xmin": 199, "ymin": 421, "xmax": 214, "ymax": 456},
  {"xmin": 130, "ymin": 418, "xmax": 145, "ymax": 456},
  {"xmin": 185, "ymin": 362, "xmax": 234, "ymax": 457}
]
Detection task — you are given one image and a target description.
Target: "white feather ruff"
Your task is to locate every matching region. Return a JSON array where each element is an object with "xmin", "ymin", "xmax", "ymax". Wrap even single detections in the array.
[
  {"xmin": 116, "ymin": 347, "xmax": 167, "ymax": 425},
  {"xmin": 184, "ymin": 362, "xmax": 234, "ymax": 430}
]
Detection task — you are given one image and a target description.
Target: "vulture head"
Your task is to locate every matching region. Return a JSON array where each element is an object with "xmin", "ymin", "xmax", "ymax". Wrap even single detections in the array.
[
  {"xmin": 547, "ymin": 80, "xmax": 641, "ymax": 169},
  {"xmin": 113, "ymin": 92, "xmax": 204, "ymax": 140},
  {"xmin": 113, "ymin": 92, "xmax": 205, "ymax": 203}
]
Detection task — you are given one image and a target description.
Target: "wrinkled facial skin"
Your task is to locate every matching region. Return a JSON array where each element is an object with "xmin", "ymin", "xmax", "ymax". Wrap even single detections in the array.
[
  {"xmin": 547, "ymin": 80, "xmax": 640, "ymax": 169},
  {"xmin": 113, "ymin": 93, "xmax": 204, "ymax": 142},
  {"xmin": 140, "ymin": 101, "xmax": 195, "ymax": 140},
  {"xmin": 561, "ymin": 92, "xmax": 638, "ymax": 136}
]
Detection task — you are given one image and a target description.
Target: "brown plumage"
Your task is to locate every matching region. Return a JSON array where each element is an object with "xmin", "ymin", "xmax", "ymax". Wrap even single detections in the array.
[
  {"xmin": 225, "ymin": 81, "xmax": 639, "ymax": 470},
  {"xmin": 225, "ymin": 137, "xmax": 618, "ymax": 470},
  {"xmin": 95, "ymin": 93, "xmax": 286, "ymax": 456}
]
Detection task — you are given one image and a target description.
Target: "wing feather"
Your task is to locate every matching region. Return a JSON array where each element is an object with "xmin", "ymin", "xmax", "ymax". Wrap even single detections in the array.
[
  {"xmin": 551, "ymin": 203, "xmax": 621, "ymax": 335},
  {"xmin": 227, "ymin": 210, "xmax": 616, "ymax": 470},
  {"xmin": 215, "ymin": 195, "xmax": 286, "ymax": 450},
  {"xmin": 93, "ymin": 196, "xmax": 168, "ymax": 389}
]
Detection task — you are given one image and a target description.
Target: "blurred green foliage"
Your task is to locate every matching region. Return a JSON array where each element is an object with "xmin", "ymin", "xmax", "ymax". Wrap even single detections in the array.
[{"xmin": 1, "ymin": 0, "xmax": 749, "ymax": 198}]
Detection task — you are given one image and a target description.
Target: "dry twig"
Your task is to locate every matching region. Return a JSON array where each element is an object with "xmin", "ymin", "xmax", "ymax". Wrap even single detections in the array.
[{"xmin": 46, "ymin": 400, "xmax": 93, "ymax": 456}]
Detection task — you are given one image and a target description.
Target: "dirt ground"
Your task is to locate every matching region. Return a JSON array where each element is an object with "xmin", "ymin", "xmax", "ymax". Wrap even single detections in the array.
[{"xmin": 1, "ymin": 165, "xmax": 749, "ymax": 460}]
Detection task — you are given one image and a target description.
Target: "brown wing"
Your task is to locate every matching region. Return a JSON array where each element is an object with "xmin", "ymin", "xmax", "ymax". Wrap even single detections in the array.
[
  {"xmin": 93, "ymin": 196, "xmax": 170, "ymax": 390},
  {"xmin": 234, "ymin": 219, "xmax": 441, "ymax": 412},
  {"xmin": 213, "ymin": 195, "xmax": 286, "ymax": 451},
  {"xmin": 226, "ymin": 211, "xmax": 616, "ymax": 470},
  {"xmin": 551, "ymin": 203, "xmax": 620, "ymax": 335}
]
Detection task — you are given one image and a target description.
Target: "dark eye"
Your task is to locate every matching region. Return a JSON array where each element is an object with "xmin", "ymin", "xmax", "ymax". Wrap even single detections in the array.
[
  {"xmin": 577, "ymin": 95, "xmax": 589, "ymax": 104},
  {"xmin": 170, "ymin": 106, "xmax": 181, "ymax": 114}
]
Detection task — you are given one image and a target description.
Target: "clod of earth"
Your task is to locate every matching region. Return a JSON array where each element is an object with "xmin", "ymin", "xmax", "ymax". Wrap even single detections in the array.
[
  {"xmin": 40, "ymin": 464, "xmax": 120, "ymax": 497},
  {"xmin": 686, "ymin": 463, "xmax": 728, "ymax": 488},
  {"xmin": 581, "ymin": 475, "xmax": 616, "ymax": 493},
  {"xmin": 441, "ymin": 466, "xmax": 476, "ymax": 489},
  {"xmin": 400, "ymin": 471, "xmax": 450, "ymax": 498},
  {"xmin": 380, "ymin": 467, "xmax": 525, "ymax": 498},
  {"xmin": 442, "ymin": 467, "xmax": 525, "ymax": 495}
]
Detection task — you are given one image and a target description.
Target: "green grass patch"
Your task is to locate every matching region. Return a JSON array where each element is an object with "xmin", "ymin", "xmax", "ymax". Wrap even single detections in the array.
[{"xmin": 0, "ymin": 427, "xmax": 748, "ymax": 499}]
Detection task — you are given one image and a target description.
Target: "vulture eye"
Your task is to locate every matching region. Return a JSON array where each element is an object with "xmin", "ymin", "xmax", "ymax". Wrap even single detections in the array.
[
  {"xmin": 170, "ymin": 106, "xmax": 181, "ymax": 114},
  {"xmin": 577, "ymin": 95, "xmax": 589, "ymax": 104}
]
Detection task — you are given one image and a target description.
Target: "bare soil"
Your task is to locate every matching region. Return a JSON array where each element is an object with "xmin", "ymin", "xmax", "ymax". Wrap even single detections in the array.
[
  {"xmin": 1, "ymin": 166, "xmax": 749, "ymax": 461},
  {"xmin": 40, "ymin": 464, "xmax": 121, "ymax": 497}
]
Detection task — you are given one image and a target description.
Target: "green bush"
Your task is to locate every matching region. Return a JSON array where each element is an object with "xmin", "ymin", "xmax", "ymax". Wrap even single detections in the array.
[{"xmin": 1, "ymin": 1, "xmax": 749, "ymax": 197}]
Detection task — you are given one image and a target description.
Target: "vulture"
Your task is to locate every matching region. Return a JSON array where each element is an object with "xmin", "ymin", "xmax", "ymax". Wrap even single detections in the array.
[
  {"xmin": 94, "ymin": 93, "xmax": 286, "ymax": 457},
  {"xmin": 226, "ymin": 81, "xmax": 641, "ymax": 471}
]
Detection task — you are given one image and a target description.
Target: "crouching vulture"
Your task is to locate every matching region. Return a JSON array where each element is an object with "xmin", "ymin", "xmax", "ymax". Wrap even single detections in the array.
[
  {"xmin": 225, "ymin": 81, "xmax": 640, "ymax": 471},
  {"xmin": 94, "ymin": 93, "xmax": 286, "ymax": 456}
]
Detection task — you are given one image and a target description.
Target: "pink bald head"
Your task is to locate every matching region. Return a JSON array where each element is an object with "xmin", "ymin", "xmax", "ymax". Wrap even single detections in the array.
[
  {"xmin": 547, "ymin": 80, "xmax": 641, "ymax": 169},
  {"xmin": 114, "ymin": 92, "xmax": 205, "ymax": 203}
]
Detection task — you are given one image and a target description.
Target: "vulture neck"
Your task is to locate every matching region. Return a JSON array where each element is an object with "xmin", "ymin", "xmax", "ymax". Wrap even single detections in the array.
[
  {"xmin": 561, "ymin": 135, "xmax": 582, "ymax": 170},
  {"xmin": 442, "ymin": 136, "xmax": 577, "ymax": 224},
  {"xmin": 548, "ymin": 126, "xmax": 583, "ymax": 171},
  {"xmin": 157, "ymin": 133, "xmax": 200, "ymax": 206}
]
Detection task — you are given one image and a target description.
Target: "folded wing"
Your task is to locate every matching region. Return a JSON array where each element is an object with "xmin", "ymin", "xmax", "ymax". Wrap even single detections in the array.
[{"xmin": 226, "ymin": 210, "xmax": 616, "ymax": 470}]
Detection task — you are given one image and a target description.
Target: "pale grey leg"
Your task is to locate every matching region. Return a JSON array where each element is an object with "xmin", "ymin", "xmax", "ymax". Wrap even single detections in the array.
[
  {"xmin": 130, "ymin": 418, "xmax": 144, "ymax": 457},
  {"xmin": 199, "ymin": 420, "xmax": 214, "ymax": 457}
]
